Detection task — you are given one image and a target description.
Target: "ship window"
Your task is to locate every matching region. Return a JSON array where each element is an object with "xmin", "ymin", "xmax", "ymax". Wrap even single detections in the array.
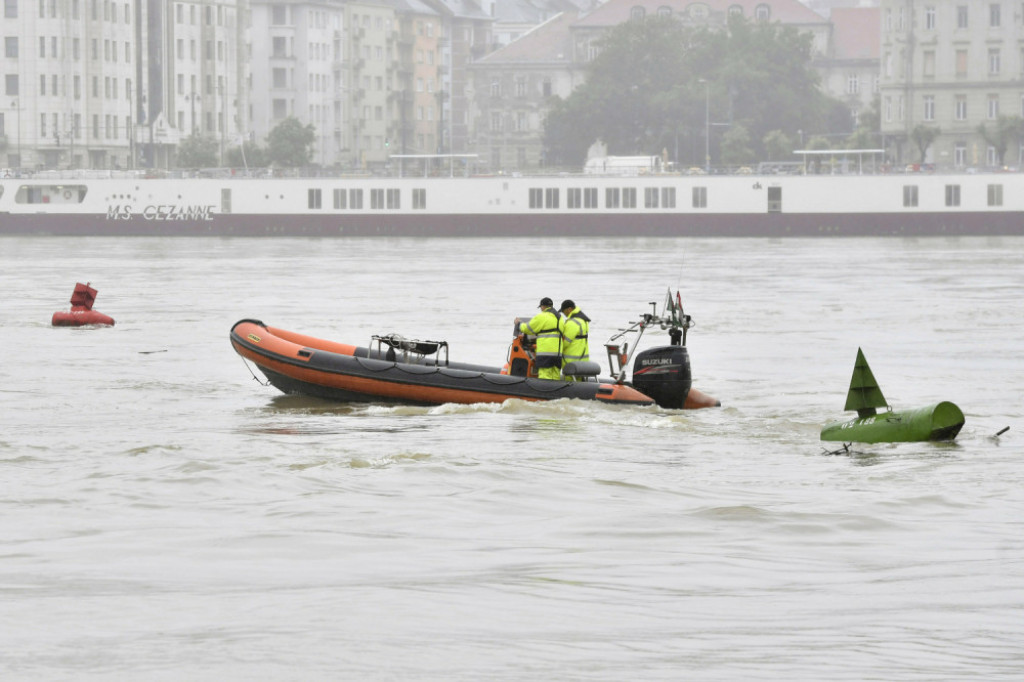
[
  {"xmin": 987, "ymin": 183, "xmax": 1003, "ymax": 206},
  {"xmin": 567, "ymin": 187, "xmax": 582, "ymax": 209},
  {"xmin": 692, "ymin": 186, "xmax": 707, "ymax": 208},
  {"xmin": 333, "ymin": 188, "xmax": 347, "ymax": 209},
  {"xmin": 644, "ymin": 187, "xmax": 659, "ymax": 208},
  {"xmin": 584, "ymin": 187, "xmax": 598, "ymax": 208},
  {"xmin": 767, "ymin": 186, "xmax": 782, "ymax": 213},
  {"xmin": 662, "ymin": 187, "xmax": 676, "ymax": 208},
  {"xmin": 308, "ymin": 188, "xmax": 322, "ymax": 209},
  {"xmin": 529, "ymin": 187, "xmax": 543, "ymax": 208},
  {"xmin": 15, "ymin": 184, "xmax": 88, "ymax": 204},
  {"xmin": 386, "ymin": 188, "xmax": 400, "ymax": 209},
  {"xmin": 903, "ymin": 185, "xmax": 918, "ymax": 207},
  {"xmin": 413, "ymin": 188, "xmax": 426, "ymax": 209},
  {"xmin": 945, "ymin": 184, "xmax": 961, "ymax": 207},
  {"xmin": 221, "ymin": 188, "xmax": 231, "ymax": 213},
  {"xmin": 544, "ymin": 187, "xmax": 559, "ymax": 208},
  {"xmin": 349, "ymin": 188, "xmax": 363, "ymax": 209},
  {"xmin": 605, "ymin": 187, "xmax": 620, "ymax": 208},
  {"xmin": 622, "ymin": 187, "xmax": 637, "ymax": 208},
  {"xmin": 370, "ymin": 188, "xmax": 384, "ymax": 209}
]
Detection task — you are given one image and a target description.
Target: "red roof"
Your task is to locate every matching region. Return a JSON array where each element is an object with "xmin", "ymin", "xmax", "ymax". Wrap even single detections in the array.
[
  {"xmin": 573, "ymin": 0, "xmax": 827, "ymax": 27},
  {"xmin": 829, "ymin": 7, "xmax": 879, "ymax": 60},
  {"xmin": 478, "ymin": 11, "xmax": 579, "ymax": 63}
]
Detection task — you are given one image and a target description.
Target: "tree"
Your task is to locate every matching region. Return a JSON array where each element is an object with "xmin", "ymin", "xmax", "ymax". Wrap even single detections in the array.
[
  {"xmin": 542, "ymin": 14, "xmax": 849, "ymax": 168},
  {"xmin": 176, "ymin": 133, "xmax": 218, "ymax": 168},
  {"xmin": 763, "ymin": 129, "xmax": 794, "ymax": 161},
  {"xmin": 226, "ymin": 141, "xmax": 269, "ymax": 168},
  {"xmin": 909, "ymin": 124, "xmax": 940, "ymax": 163},
  {"xmin": 721, "ymin": 124, "xmax": 754, "ymax": 164},
  {"xmin": 266, "ymin": 117, "xmax": 316, "ymax": 167},
  {"xmin": 976, "ymin": 115, "xmax": 1022, "ymax": 166}
]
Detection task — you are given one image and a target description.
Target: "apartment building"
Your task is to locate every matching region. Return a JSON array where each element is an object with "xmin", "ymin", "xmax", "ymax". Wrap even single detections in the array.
[{"xmin": 879, "ymin": 0, "xmax": 1024, "ymax": 167}]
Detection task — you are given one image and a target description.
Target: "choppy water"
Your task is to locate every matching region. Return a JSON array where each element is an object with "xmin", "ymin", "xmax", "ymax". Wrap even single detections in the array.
[{"xmin": 1, "ymin": 236, "xmax": 1022, "ymax": 681}]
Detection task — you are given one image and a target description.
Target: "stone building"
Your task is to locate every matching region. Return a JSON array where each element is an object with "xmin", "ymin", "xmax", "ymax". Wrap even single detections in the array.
[
  {"xmin": 468, "ymin": 0, "xmax": 837, "ymax": 173},
  {"xmin": 879, "ymin": 0, "xmax": 1024, "ymax": 168},
  {"xmin": 815, "ymin": 6, "xmax": 880, "ymax": 130}
]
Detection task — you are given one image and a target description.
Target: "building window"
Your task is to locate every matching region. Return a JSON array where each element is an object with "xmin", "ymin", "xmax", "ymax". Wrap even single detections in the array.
[
  {"xmin": 945, "ymin": 184, "xmax": 961, "ymax": 206},
  {"xmin": 846, "ymin": 74, "xmax": 859, "ymax": 95},
  {"xmin": 542, "ymin": 78, "xmax": 552, "ymax": 97},
  {"xmin": 4, "ymin": 36, "xmax": 17, "ymax": 58},
  {"xmin": 692, "ymin": 187, "xmax": 707, "ymax": 209},
  {"xmin": 988, "ymin": 184, "xmax": 1003, "ymax": 206},
  {"xmin": 957, "ymin": 5, "xmax": 968, "ymax": 28},
  {"xmin": 755, "ymin": 4, "xmax": 770, "ymax": 21},
  {"xmin": 490, "ymin": 111, "xmax": 502, "ymax": 132},
  {"xmin": 988, "ymin": 94, "xmax": 999, "ymax": 119},
  {"xmin": 956, "ymin": 49, "xmax": 968, "ymax": 77},
  {"xmin": 925, "ymin": 5, "xmax": 935, "ymax": 29},
  {"xmin": 989, "ymin": 49, "xmax": 1001, "ymax": 75},
  {"xmin": 903, "ymin": 185, "xmax": 919, "ymax": 207},
  {"xmin": 884, "ymin": 95, "xmax": 892, "ymax": 122},
  {"xmin": 545, "ymin": 188, "xmax": 559, "ymax": 208},
  {"xmin": 630, "ymin": 6, "xmax": 645, "ymax": 20},
  {"xmin": 923, "ymin": 50, "xmax": 935, "ymax": 78},
  {"xmin": 954, "ymin": 95, "xmax": 967, "ymax": 120},
  {"xmin": 923, "ymin": 95, "xmax": 935, "ymax": 121},
  {"xmin": 986, "ymin": 146, "xmax": 997, "ymax": 166},
  {"xmin": 989, "ymin": 3, "xmax": 1001, "ymax": 27},
  {"xmin": 605, "ymin": 187, "xmax": 620, "ymax": 208},
  {"xmin": 307, "ymin": 189, "xmax": 322, "ymax": 209},
  {"xmin": 349, "ymin": 189, "xmax": 363, "ymax": 209},
  {"xmin": 954, "ymin": 142, "xmax": 966, "ymax": 166},
  {"xmin": 514, "ymin": 78, "xmax": 526, "ymax": 97},
  {"xmin": 529, "ymin": 188, "xmax": 543, "ymax": 209}
]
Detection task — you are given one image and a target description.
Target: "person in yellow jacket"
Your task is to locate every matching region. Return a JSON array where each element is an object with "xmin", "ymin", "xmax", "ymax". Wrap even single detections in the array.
[
  {"xmin": 520, "ymin": 297, "xmax": 562, "ymax": 380},
  {"xmin": 558, "ymin": 299, "xmax": 590, "ymax": 380}
]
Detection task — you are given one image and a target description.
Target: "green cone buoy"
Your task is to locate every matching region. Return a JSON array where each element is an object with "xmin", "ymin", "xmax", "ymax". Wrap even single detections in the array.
[{"xmin": 821, "ymin": 348, "xmax": 965, "ymax": 444}]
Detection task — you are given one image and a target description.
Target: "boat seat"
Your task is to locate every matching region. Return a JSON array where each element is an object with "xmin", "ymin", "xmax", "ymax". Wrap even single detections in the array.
[{"xmin": 561, "ymin": 361, "xmax": 601, "ymax": 378}]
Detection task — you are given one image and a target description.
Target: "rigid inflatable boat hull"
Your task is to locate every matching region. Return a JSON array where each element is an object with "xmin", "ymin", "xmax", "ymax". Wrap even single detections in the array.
[{"xmin": 231, "ymin": 319, "xmax": 655, "ymax": 407}]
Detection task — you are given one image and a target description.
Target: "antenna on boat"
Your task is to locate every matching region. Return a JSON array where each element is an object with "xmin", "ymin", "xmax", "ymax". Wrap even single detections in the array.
[{"xmin": 605, "ymin": 288, "xmax": 696, "ymax": 383}]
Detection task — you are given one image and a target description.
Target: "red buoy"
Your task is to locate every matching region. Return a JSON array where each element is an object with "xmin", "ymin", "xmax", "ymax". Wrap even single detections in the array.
[{"xmin": 52, "ymin": 282, "xmax": 115, "ymax": 327}]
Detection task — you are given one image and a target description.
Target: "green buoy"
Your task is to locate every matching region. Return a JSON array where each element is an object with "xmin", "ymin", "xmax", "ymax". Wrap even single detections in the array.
[{"xmin": 820, "ymin": 348, "xmax": 965, "ymax": 444}]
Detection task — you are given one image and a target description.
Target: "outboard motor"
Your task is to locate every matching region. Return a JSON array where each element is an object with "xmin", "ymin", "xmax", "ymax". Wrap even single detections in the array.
[{"xmin": 631, "ymin": 345, "xmax": 693, "ymax": 409}]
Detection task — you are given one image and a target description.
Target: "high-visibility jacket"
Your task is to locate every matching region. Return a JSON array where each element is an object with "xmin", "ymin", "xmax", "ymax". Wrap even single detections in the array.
[
  {"xmin": 560, "ymin": 308, "xmax": 590, "ymax": 364},
  {"xmin": 520, "ymin": 307, "xmax": 562, "ymax": 369}
]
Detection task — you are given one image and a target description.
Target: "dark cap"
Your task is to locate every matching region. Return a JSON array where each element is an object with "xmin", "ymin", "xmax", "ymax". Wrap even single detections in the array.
[
  {"xmin": 538, "ymin": 297, "xmax": 553, "ymax": 308},
  {"xmin": 559, "ymin": 299, "xmax": 575, "ymax": 311}
]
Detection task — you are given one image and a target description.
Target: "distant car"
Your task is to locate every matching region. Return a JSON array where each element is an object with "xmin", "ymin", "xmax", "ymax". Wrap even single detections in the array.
[
  {"xmin": 686, "ymin": 167, "xmax": 705, "ymax": 175},
  {"xmin": 737, "ymin": 166, "xmax": 753, "ymax": 174}
]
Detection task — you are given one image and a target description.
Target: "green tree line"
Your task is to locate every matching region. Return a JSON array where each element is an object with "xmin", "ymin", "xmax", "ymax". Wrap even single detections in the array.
[{"xmin": 543, "ymin": 14, "xmax": 854, "ymax": 167}]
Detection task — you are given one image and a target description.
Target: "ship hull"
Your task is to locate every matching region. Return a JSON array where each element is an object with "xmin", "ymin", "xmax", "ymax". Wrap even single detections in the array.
[{"xmin": 3, "ymin": 173, "xmax": 1022, "ymax": 237}]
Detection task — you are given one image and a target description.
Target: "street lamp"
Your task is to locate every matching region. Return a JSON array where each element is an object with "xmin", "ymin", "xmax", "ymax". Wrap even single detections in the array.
[
  {"xmin": 698, "ymin": 79, "xmax": 709, "ymax": 173},
  {"xmin": 11, "ymin": 98, "xmax": 21, "ymax": 168},
  {"xmin": 187, "ymin": 91, "xmax": 198, "ymax": 136}
]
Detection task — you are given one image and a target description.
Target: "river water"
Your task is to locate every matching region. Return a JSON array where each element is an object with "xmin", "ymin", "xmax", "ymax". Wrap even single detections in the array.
[{"xmin": 1, "ymin": 236, "xmax": 1022, "ymax": 680}]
